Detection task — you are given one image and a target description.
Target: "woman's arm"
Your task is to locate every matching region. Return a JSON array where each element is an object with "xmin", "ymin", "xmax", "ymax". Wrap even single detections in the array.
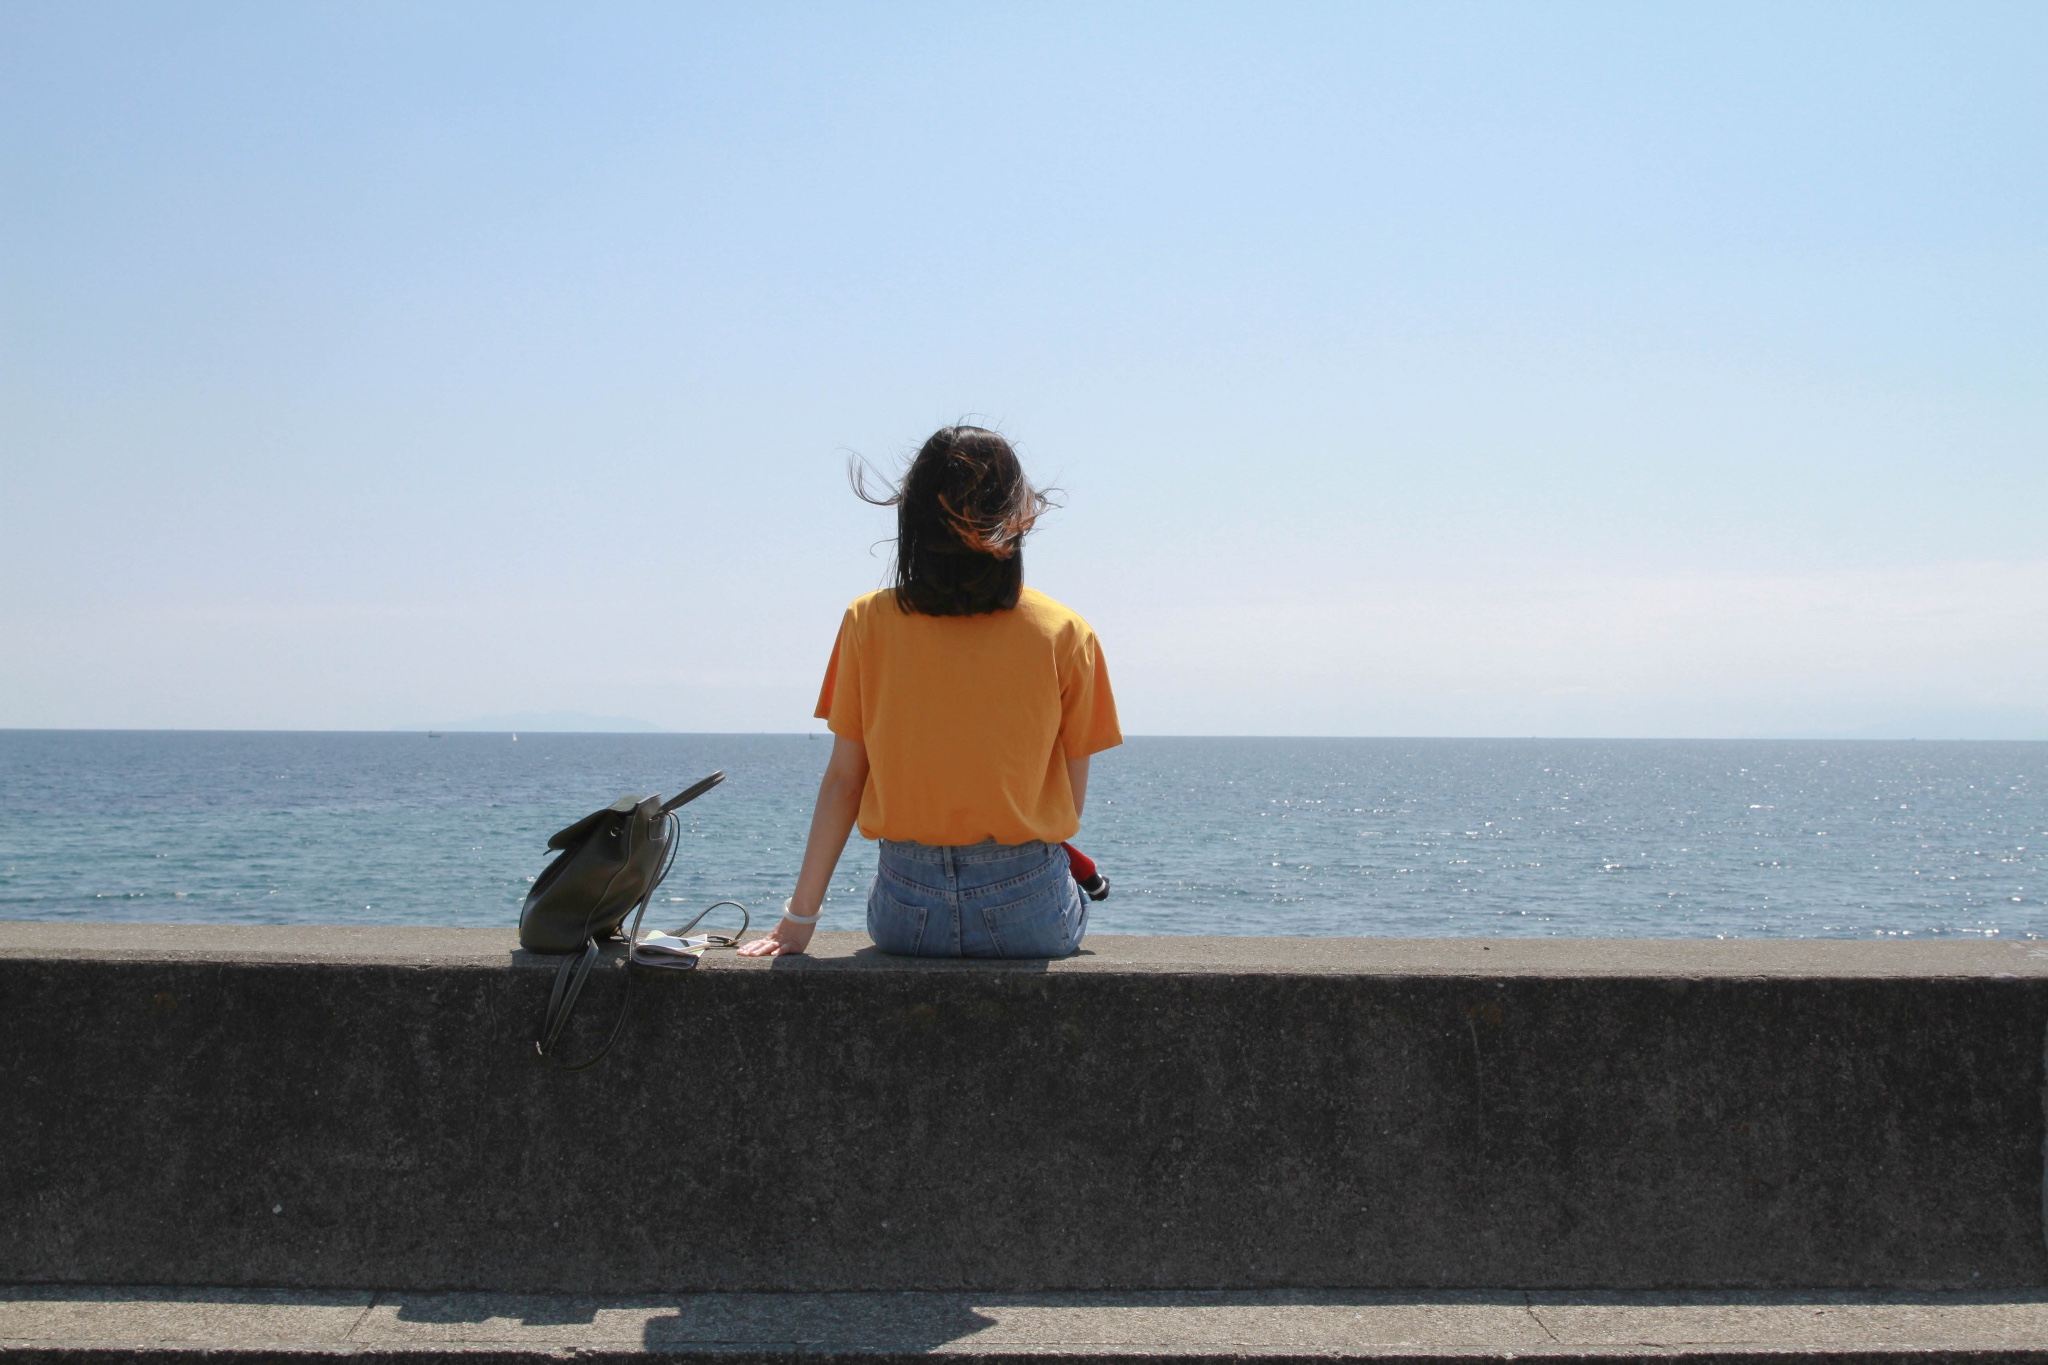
[
  {"xmin": 1067, "ymin": 754, "xmax": 1090, "ymax": 818},
  {"xmin": 738, "ymin": 735, "xmax": 869, "ymax": 957}
]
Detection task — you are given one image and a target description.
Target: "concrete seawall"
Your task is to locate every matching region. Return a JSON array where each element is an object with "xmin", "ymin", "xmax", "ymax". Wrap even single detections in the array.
[{"xmin": 3, "ymin": 925, "xmax": 2045, "ymax": 1295}]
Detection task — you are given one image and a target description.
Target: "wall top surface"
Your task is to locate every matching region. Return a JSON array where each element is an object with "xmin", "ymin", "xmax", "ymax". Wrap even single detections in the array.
[{"xmin": 3, "ymin": 921, "xmax": 2045, "ymax": 978}]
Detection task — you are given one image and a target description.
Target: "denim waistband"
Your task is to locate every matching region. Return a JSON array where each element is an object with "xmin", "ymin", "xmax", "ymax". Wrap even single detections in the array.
[{"xmin": 879, "ymin": 838, "xmax": 1054, "ymax": 866}]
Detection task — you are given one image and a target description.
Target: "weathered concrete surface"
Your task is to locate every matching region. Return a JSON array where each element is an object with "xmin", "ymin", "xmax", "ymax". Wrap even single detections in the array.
[
  {"xmin": 2, "ymin": 926, "xmax": 2046, "ymax": 1294},
  {"xmin": 7, "ymin": 1285, "xmax": 2048, "ymax": 1361},
  {"xmin": 9, "ymin": 921, "xmax": 2048, "ymax": 976}
]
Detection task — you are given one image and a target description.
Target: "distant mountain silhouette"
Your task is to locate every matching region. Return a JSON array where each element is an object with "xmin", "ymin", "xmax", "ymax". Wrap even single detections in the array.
[
  {"xmin": 1763, "ymin": 705, "xmax": 2048, "ymax": 742},
  {"xmin": 402, "ymin": 711, "xmax": 667, "ymax": 733}
]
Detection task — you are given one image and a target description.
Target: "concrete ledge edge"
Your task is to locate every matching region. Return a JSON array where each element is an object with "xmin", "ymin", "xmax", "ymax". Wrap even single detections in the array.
[
  {"xmin": 6, "ymin": 1287, "xmax": 2048, "ymax": 1360},
  {"xmin": 6, "ymin": 924, "xmax": 2048, "ymax": 978}
]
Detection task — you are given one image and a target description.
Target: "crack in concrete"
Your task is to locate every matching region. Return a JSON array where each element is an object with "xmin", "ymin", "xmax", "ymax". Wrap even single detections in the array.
[
  {"xmin": 1520, "ymin": 1291, "xmax": 1559, "ymax": 1344},
  {"xmin": 343, "ymin": 1292, "xmax": 379, "ymax": 1343}
]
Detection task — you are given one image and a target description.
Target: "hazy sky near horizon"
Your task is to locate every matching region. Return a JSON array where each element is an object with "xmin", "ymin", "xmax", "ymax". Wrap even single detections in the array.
[{"xmin": 3, "ymin": 2, "xmax": 2044, "ymax": 738}]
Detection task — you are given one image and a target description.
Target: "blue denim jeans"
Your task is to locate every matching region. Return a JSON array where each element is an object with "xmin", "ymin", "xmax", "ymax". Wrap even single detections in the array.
[{"xmin": 867, "ymin": 839, "xmax": 1089, "ymax": 959}]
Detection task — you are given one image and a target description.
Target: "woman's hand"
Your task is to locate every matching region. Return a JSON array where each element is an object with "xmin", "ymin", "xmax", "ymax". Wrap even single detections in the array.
[
  {"xmin": 736, "ymin": 736, "xmax": 869, "ymax": 959},
  {"xmin": 737, "ymin": 736, "xmax": 864, "ymax": 961},
  {"xmin": 738, "ymin": 917, "xmax": 814, "ymax": 957}
]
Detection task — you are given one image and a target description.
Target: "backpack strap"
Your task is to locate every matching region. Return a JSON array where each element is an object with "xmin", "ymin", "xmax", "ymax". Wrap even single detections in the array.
[{"xmin": 538, "ymin": 938, "xmax": 602, "ymax": 1058}]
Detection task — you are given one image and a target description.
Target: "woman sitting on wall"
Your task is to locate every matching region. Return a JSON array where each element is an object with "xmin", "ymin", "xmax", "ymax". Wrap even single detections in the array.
[{"xmin": 739, "ymin": 425, "xmax": 1121, "ymax": 959}]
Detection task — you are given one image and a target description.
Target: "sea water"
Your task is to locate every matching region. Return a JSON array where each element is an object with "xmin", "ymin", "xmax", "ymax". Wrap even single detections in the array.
[{"xmin": 0, "ymin": 730, "xmax": 2041, "ymax": 939}]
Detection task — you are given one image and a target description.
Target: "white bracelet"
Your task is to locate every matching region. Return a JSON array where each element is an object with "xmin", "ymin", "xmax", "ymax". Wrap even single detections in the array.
[{"xmin": 781, "ymin": 898, "xmax": 821, "ymax": 926}]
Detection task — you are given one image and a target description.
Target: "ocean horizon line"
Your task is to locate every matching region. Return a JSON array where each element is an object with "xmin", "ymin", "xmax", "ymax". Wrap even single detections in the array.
[{"xmin": 3, "ymin": 727, "xmax": 2045, "ymax": 744}]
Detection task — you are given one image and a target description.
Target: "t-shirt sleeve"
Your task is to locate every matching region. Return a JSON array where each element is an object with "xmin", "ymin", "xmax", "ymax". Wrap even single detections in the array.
[
  {"xmin": 814, "ymin": 609, "xmax": 864, "ymax": 741},
  {"xmin": 1059, "ymin": 628, "xmax": 1122, "ymax": 759}
]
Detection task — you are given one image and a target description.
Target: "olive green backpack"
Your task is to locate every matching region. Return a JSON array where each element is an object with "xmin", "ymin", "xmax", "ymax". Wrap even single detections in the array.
[{"xmin": 521, "ymin": 770, "xmax": 727, "ymax": 1068}]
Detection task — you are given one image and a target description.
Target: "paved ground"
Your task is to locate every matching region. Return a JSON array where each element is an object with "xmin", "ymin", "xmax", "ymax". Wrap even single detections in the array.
[{"xmin": 6, "ymin": 1287, "xmax": 2048, "ymax": 1358}]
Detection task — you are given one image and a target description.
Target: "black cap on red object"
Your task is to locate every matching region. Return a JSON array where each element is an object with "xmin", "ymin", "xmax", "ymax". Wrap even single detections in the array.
[{"xmin": 1062, "ymin": 842, "xmax": 1111, "ymax": 901}]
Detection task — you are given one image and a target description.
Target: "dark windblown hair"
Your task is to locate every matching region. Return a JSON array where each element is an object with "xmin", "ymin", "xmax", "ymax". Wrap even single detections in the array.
[{"xmin": 854, "ymin": 425, "xmax": 1054, "ymax": 616}]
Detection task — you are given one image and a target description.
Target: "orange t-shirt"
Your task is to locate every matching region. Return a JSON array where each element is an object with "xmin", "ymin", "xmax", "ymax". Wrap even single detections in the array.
[{"xmin": 815, "ymin": 586, "xmax": 1122, "ymax": 846}]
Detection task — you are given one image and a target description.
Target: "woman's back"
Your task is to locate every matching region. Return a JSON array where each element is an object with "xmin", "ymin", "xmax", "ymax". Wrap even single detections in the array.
[{"xmin": 818, "ymin": 585, "xmax": 1120, "ymax": 847}]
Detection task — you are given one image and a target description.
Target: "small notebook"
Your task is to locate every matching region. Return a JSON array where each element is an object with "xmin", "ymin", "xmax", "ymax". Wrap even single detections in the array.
[{"xmin": 631, "ymin": 929, "xmax": 709, "ymax": 970}]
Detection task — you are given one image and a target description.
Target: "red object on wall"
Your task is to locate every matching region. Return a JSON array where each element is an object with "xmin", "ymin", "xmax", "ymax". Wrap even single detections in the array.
[{"xmin": 1062, "ymin": 842, "xmax": 1110, "ymax": 901}]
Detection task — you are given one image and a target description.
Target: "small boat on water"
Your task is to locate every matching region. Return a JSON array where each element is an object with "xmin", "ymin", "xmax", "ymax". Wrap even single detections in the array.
[{"xmin": 427, "ymin": 731, "xmax": 442, "ymax": 738}]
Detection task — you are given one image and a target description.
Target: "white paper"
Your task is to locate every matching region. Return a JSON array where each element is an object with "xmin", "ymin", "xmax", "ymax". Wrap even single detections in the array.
[{"xmin": 631, "ymin": 928, "xmax": 705, "ymax": 969}]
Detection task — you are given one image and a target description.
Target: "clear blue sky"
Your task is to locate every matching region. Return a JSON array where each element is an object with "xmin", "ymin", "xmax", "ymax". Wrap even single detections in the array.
[{"xmin": 3, "ymin": 2, "xmax": 2043, "ymax": 737}]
